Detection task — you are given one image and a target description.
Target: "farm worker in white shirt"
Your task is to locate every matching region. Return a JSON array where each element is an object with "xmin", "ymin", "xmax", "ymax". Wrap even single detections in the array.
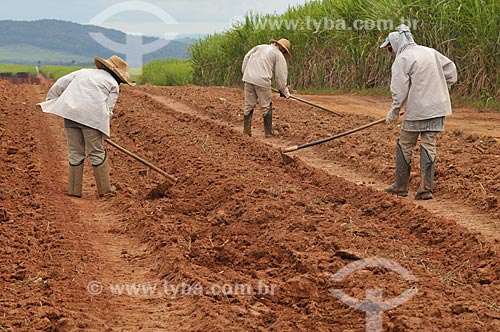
[
  {"xmin": 381, "ymin": 25, "xmax": 457, "ymax": 200},
  {"xmin": 242, "ymin": 38, "xmax": 291, "ymax": 137},
  {"xmin": 37, "ymin": 55, "xmax": 135, "ymax": 198}
]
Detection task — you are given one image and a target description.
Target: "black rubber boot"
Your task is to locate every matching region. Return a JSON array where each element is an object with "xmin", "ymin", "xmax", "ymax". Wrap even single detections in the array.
[
  {"xmin": 263, "ymin": 103, "xmax": 277, "ymax": 137},
  {"xmin": 68, "ymin": 160, "xmax": 84, "ymax": 197},
  {"xmin": 243, "ymin": 110, "xmax": 253, "ymax": 136},
  {"xmin": 92, "ymin": 154, "xmax": 113, "ymax": 197},
  {"xmin": 415, "ymin": 146, "xmax": 435, "ymax": 200},
  {"xmin": 385, "ymin": 140, "xmax": 411, "ymax": 197}
]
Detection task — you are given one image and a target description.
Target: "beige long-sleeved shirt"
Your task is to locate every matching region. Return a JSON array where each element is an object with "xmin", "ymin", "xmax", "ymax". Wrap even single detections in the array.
[
  {"xmin": 391, "ymin": 45, "xmax": 457, "ymax": 121},
  {"xmin": 242, "ymin": 44, "xmax": 290, "ymax": 97},
  {"xmin": 37, "ymin": 68, "xmax": 119, "ymax": 136}
]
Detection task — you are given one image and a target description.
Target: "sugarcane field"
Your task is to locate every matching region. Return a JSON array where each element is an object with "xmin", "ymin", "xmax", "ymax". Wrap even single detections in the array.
[{"xmin": 1, "ymin": 1, "xmax": 500, "ymax": 331}]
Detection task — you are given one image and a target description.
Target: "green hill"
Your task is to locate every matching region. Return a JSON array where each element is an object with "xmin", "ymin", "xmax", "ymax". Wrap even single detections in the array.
[
  {"xmin": 0, "ymin": 19, "xmax": 194, "ymax": 66},
  {"xmin": 0, "ymin": 44, "xmax": 89, "ymax": 64}
]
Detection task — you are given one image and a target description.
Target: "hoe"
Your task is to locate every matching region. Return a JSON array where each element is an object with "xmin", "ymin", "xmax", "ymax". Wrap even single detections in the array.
[
  {"xmin": 272, "ymin": 88, "xmax": 342, "ymax": 117},
  {"xmin": 105, "ymin": 139, "xmax": 178, "ymax": 184},
  {"xmin": 280, "ymin": 115, "xmax": 402, "ymax": 165}
]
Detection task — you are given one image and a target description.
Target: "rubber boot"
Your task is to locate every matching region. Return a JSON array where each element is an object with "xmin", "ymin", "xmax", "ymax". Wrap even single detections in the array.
[
  {"xmin": 68, "ymin": 161, "xmax": 84, "ymax": 197},
  {"xmin": 263, "ymin": 103, "xmax": 277, "ymax": 137},
  {"xmin": 244, "ymin": 109, "xmax": 253, "ymax": 136},
  {"xmin": 92, "ymin": 155, "xmax": 113, "ymax": 197},
  {"xmin": 415, "ymin": 146, "xmax": 435, "ymax": 200},
  {"xmin": 385, "ymin": 140, "xmax": 411, "ymax": 197}
]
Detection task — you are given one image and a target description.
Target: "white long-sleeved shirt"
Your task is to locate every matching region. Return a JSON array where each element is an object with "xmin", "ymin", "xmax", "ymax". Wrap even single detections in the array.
[
  {"xmin": 391, "ymin": 45, "xmax": 457, "ymax": 121},
  {"xmin": 242, "ymin": 44, "xmax": 290, "ymax": 97},
  {"xmin": 37, "ymin": 68, "xmax": 119, "ymax": 136}
]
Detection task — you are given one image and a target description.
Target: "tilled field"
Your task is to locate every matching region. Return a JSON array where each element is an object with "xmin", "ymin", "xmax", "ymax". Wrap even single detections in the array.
[{"xmin": 0, "ymin": 80, "xmax": 499, "ymax": 331}]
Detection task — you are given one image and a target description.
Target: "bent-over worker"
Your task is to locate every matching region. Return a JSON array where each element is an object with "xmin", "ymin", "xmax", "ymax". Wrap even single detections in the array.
[
  {"xmin": 242, "ymin": 38, "xmax": 291, "ymax": 137},
  {"xmin": 38, "ymin": 55, "xmax": 135, "ymax": 197}
]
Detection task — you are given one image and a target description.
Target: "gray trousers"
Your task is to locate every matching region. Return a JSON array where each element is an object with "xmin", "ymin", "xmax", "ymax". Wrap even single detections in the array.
[
  {"xmin": 244, "ymin": 83, "xmax": 272, "ymax": 116},
  {"xmin": 399, "ymin": 116, "xmax": 444, "ymax": 162},
  {"xmin": 399, "ymin": 130, "xmax": 437, "ymax": 163},
  {"xmin": 66, "ymin": 127, "xmax": 106, "ymax": 166}
]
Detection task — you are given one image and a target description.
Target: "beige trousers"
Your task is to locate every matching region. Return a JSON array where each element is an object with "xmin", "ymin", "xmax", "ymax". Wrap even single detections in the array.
[
  {"xmin": 399, "ymin": 130, "xmax": 437, "ymax": 163},
  {"xmin": 244, "ymin": 83, "xmax": 272, "ymax": 116},
  {"xmin": 66, "ymin": 127, "xmax": 106, "ymax": 166}
]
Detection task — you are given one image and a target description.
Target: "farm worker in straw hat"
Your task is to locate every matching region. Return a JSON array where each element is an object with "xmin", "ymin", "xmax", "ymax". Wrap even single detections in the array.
[
  {"xmin": 242, "ymin": 38, "xmax": 291, "ymax": 137},
  {"xmin": 381, "ymin": 24, "xmax": 457, "ymax": 200},
  {"xmin": 37, "ymin": 55, "xmax": 135, "ymax": 198}
]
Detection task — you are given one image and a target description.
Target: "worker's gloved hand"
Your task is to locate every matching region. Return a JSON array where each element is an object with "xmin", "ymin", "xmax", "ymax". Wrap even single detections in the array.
[
  {"xmin": 385, "ymin": 109, "xmax": 400, "ymax": 124},
  {"xmin": 280, "ymin": 88, "xmax": 291, "ymax": 99}
]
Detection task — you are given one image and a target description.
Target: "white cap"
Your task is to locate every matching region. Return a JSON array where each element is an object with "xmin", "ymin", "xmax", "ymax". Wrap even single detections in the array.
[{"xmin": 380, "ymin": 36, "xmax": 390, "ymax": 48}]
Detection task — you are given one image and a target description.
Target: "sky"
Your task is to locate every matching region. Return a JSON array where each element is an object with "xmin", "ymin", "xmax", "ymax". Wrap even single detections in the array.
[{"xmin": 0, "ymin": 0, "xmax": 311, "ymax": 36}]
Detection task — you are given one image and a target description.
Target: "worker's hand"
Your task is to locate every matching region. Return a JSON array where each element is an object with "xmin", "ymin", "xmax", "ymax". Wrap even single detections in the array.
[
  {"xmin": 280, "ymin": 88, "xmax": 291, "ymax": 99},
  {"xmin": 385, "ymin": 110, "xmax": 400, "ymax": 124}
]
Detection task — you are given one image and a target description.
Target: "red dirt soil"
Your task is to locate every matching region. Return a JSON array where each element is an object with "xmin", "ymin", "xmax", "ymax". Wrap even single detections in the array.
[{"xmin": 0, "ymin": 80, "xmax": 499, "ymax": 331}]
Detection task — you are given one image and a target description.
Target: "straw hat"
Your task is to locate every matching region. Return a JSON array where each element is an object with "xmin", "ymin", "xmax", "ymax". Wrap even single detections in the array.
[
  {"xmin": 94, "ymin": 55, "xmax": 135, "ymax": 86},
  {"xmin": 269, "ymin": 38, "xmax": 291, "ymax": 59}
]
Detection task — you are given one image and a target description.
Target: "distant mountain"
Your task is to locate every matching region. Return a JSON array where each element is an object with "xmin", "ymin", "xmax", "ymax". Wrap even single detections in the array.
[{"xmin": 0, "ymin": 19, "xmax": 197, "ymax": 66}]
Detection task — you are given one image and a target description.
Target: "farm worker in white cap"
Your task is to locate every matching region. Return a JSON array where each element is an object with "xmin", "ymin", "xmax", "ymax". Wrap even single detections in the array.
[
  {"xmin": 37, "ymin": 55, "xmax": 135, "ymax": 198},
  {"xmin": 242, "ymin": 38, "xmax": 291, "ymax": 137},
  {"xmin": 381, "ymin": 24, "xmax": 457, "ymax": 200}
]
